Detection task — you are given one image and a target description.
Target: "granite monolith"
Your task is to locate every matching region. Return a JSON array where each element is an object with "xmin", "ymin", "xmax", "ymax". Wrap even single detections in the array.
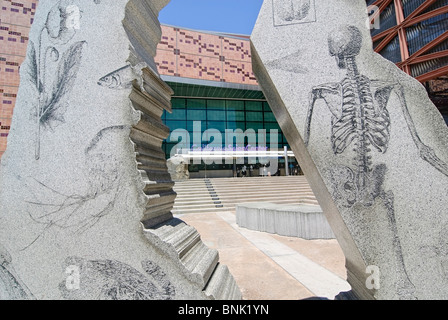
[{"xmin": 0, "ymin": 0, "xmax": 240, "ymax": 300}]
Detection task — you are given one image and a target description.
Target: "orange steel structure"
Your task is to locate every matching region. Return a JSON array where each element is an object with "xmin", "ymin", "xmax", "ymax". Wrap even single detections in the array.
[
  {"xmin": 367, "ymin": 0, "xmax": 448, "ymax": 119},
  {"xmin": 368, "ymin": 0, "xmax": 448, "ymax": 82}
]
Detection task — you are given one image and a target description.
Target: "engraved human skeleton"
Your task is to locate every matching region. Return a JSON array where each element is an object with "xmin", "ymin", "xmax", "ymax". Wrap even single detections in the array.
[
  {"xmin": 305, "ymin": 26, "xmax": 448, "ymax": 207},
  {"xmin": 303, "ymin": 26, "xmax": 448, "ymax": 299}
]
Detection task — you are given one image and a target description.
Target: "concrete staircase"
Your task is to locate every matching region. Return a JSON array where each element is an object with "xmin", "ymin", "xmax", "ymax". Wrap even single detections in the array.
[{"xmin": 172, "ymin": 176, "xmax": 319, "ymax": 215}]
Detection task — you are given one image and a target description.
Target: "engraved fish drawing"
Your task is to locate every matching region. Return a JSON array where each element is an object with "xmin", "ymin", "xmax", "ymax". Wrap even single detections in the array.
[{"xmin": 97, "ymin": 65, "xmax": 134, "ymax": 90}]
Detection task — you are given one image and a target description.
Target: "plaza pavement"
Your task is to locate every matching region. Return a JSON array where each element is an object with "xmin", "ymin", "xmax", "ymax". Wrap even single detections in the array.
[{"xmin": 176, "ymin": 209, "xmax": 351, "ymax": 300}]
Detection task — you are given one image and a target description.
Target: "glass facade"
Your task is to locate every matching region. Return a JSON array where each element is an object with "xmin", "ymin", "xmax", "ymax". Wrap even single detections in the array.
[
  {"xmin": 162, "ymin": 97, "xmax": 292, "ymax": 174},
  {"xmin": 368, "ymin": 0, "xmax": 448, "ymax": 81},
  {"xmin": 163, "ymin": 97, "xmax": 289, "ymax": 156}
]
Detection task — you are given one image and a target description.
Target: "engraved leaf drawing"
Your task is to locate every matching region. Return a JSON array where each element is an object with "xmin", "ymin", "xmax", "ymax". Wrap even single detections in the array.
[
  {"xmin": 31, "ymin": 0, "xmax": 86, "ymax": 160},
  {"xmin": 34, "ymin": 40, "xmax": 85, "ymax": 160},
  {"xmin": 26, "ymin": 42, "xmax": 39, "ymax": 91},
  {"xmin": 40, "ymin": 41, "xmax": 86, "ymax": 128}
]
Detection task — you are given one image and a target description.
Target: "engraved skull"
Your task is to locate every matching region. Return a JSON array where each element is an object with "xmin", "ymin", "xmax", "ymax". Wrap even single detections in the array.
[{"xmin": 328, "ymin": 26, "xmax": 362, "ymax": 69}]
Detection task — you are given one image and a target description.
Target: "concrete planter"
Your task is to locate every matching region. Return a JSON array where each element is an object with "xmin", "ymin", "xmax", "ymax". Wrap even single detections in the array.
[{"xmin": 236, "ymin": 202, "xmax": 335, "ymax": 240}]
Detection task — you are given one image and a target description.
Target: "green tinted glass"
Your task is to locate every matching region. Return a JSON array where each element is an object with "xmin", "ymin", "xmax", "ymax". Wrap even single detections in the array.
[
  {"xmin": 226, "ymin": 121, "xmax": 246, "ymax": 130},
  {"xmin": 264, "ymin": 122, "xmax": 281, "ymax": 131},
  {"xmin": 171, "ymin": 98, "xmax": 186, "ymax": 109},
  {"xmin": 226, "ymin": 100, "xmax": 244, "ymax": 111},
  {"xmin": 263, "ymin": 101, "xmax": 272, "ymax": 112},
  {"xmin": 207, "ymin": 121, "xmax": 227, "ymax": 132},
  {"xmin": 207, "ymin": 99, "xmax": 226, "ymax": 110},
  {"xmin": 187, "ymin": 109, "xmax": 206, "ymax": 121},
  {"xmin": 166, "ymin": 109, "xmax": 186, "ymax": 120},
  {"xmin": 226, "ymin": 110, "xmax": 245, "ymax": 121},
  {"xmin": 246, "ymin": 112, "xmax": 263, "ymax": 122},
  {"xmin": 246, "ymin": 122, "xmax": 264, "ymax": 131},
  {"xmin": 245, "ymin": 101, "xmax": 263, "ymax": 111},
  {"xmin": 207, "ymin": 110, "xmax": 226, "ymax": 121},
  {"xmin": 263, "ymin": 112, "xmax": 277, "ymax": 122},
  {"xmin": 187, "ymin": 99, "xmax": 206, "ymax": 109},
  {"xmin": 166, "ymin": 120, "xmax": 187, "ymax": 131}
]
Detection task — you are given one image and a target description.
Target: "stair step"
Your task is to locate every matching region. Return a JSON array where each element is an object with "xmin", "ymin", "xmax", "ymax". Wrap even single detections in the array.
[
  {"xmin": 175, "ymin": 193, "xmax": 314, "ymax": 202},
  {"xmin": 205, "ymin": 263, "xmax": 242, "ymax": 300},
  {"xmin": 173, "ymin": 200, "xmax": 318, "ymax": 214},
  {"xmin": 172, "ymin": 207, "xmax": 232, "ymax": 214},
  {"xmin": 181, "ymin": 241, "xmax": 219, "ymax": 287},
  {"xmin": 144, "ymin": 218, "xmax": 219, "ymax": 288},
  {"xmin": 174, "ymin": 190, "xmax": 308, "ymax": 195},
  {"xmin": 171, "ymin": 176, "xmax": 319, "ymax": 215}
]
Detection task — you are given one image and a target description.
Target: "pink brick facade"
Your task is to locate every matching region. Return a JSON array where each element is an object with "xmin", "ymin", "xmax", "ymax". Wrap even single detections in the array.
[
  {"xmin": 155, "ymin": 25, "xmax": 257, "ymax": 85},
  {"xmin": 0, "ymin": 0, "xmax": 38, "ymax": 158}
]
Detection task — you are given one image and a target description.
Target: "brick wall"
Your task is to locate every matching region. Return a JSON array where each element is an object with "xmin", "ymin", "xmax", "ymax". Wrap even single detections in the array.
[
  {"xmin": 0, "ymin": 0, "xmax": 38, "ymax": 158},
  {"xmin": 155, "ymin": 25, "xmax": 257, "ymax": 85}
]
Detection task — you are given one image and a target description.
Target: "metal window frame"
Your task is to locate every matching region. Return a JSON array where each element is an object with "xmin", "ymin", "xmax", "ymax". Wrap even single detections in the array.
[{"xmin": 369, "ymin": 0, "xmax": 448, "ymax": 82}]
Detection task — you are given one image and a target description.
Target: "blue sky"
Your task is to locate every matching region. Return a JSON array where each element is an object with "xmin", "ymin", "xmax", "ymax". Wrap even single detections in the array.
[{"xmin": 159, "ymin": 0, "xmax": 264, "ymax": 35}]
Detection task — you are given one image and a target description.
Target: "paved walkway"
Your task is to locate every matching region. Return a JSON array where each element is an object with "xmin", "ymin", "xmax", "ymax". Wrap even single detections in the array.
[{"xmin": 177, "ymin": 210, "xmax": 351, "ymax": 300}]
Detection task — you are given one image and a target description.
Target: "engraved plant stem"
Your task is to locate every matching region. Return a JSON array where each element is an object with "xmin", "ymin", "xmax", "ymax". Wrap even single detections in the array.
[
  {"xmin": 32, "ymin": 2, "xmax": 85, "ymax": 160},
  {"xmin": 36, "ymin": 102, "xmax": 41, "ymax": 160},
  {"xmin": 35, "ymin": 28, "xmax": 52, "ymax": 160},
  {"xmin": 35, "ymin": 32, "xmax": 44, "ymax": 160}
]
